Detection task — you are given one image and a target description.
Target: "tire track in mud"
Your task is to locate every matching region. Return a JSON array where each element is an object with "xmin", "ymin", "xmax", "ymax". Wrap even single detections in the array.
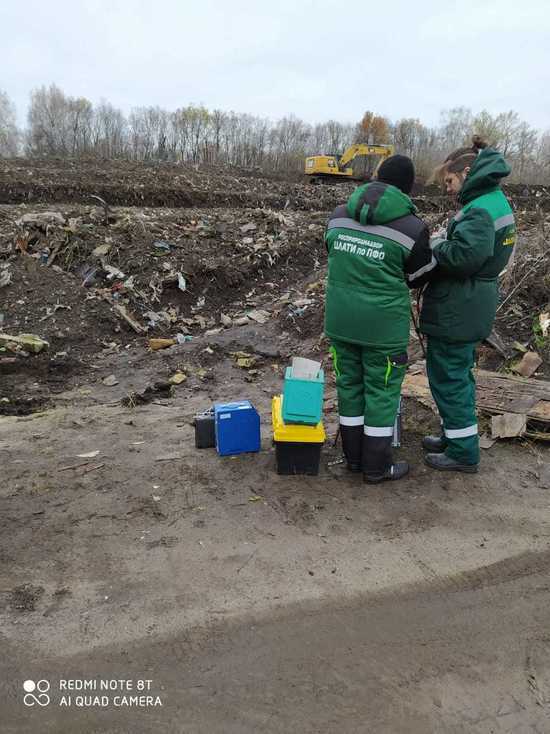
[{"xmin": 397, "ymin": 546, "xmax": 550, "ymax": 602}]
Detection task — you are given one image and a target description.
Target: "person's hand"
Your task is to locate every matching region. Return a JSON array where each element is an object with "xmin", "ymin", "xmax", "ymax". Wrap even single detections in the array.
[{"xmin": 431, "ymin": 225, "xmax": 446, "ymax": 239}]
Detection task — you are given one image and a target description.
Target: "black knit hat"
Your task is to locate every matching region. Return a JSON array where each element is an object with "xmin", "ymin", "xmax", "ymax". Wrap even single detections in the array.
[{"xmin": 377, "ymin": 155, "xmax": 415, "ymax": 194}]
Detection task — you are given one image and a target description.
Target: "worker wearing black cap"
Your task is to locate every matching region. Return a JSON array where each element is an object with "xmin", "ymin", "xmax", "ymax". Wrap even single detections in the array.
[{"xmin": 325, "ymin": 154, "xmax": 436, "ymax": 482}]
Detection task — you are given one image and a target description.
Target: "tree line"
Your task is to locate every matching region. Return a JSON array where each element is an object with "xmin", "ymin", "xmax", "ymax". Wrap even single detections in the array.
[{"xmin": 1, "ymin": 84, "xmax": 549, "ymax": 183}]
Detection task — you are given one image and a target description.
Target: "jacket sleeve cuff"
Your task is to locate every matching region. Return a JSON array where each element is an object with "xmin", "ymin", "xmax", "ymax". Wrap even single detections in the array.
[{"xmin": 430, "ymin": 236, "xmax": 446, "ymax": 251}]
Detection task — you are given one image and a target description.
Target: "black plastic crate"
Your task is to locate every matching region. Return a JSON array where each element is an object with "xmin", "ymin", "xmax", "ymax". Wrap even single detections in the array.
[{"xmin": 275, "ymin": 440, "xmax": 322, "ymax": 475}]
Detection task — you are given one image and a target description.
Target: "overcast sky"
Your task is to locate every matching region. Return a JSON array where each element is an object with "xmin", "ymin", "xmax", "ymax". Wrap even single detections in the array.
[{"xmin": 2, "ymin": 0, "xmax": 549, "ymax": 129}]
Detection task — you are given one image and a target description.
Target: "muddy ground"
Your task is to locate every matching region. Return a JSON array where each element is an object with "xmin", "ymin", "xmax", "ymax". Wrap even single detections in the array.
[{"xmin": 1, "ymin": 161, "xmax": 550, "ymax": 732}]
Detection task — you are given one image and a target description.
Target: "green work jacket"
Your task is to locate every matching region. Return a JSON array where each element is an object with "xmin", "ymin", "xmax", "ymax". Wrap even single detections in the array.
[{"xmin": 420, "ymin": 148, "xmax": 515, "ymax": 343}]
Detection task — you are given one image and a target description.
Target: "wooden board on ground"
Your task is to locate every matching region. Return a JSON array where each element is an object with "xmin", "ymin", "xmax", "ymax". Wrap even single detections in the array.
[{"xmin": 403, "ymin": 368, "xmax": 550, "ymax": 425}]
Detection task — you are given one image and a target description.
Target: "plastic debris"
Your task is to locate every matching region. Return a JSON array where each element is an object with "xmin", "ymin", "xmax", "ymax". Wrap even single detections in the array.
[
  {"xmin": 16, "ymin": 211, "xmax": 65, "ymax": 227},
  {"xmin": 169, "ymin": 371, "xmax": 187, "ymax": 385},
  {"xmin": 233, "ymin": 316, "xmax": 250, "ymax": 327},
  {"xmin": 113, "ymin": 304, "xmax": 145, "ymax": 334},
  {"xmin": 102, "ymin": 375, "xmax": 119, "ymax": 386},
  {"xmin": 229, "ymin": 351, "xmax": 258, "ymax": 369},
  {"xmin": 76, "ymin": 450, "xmax": 100, "ymax": 458},
  {"xmin": 92, "ymin": 243, "xmax": 111, "ymax": 257},
  {"xmin": 177, "ymin": 273, "xmax": 187, "ymax": 292},
  {"xmin": 0, "ymin": 333, "xmax": 49, "ymax": 354},
  {"xmin": 149, "ymin": 338, "xmax": 177, "ymax": 351},
  {"xmin": 247, "ymin": 309, "xmax": 270, "ymax": 324},
  {"xmin": 104, "ymin": 264, "xmax": 125, "ymax": 281},
  {"xmin": 153, "ymin": 240, "xmax": 173, "ymax": 252},
  {"xmin": 540, "ymin": 312, "xmax": 550, "ymax": 338},
  {"xmin": 0, "ymin": 269, "xmax": 12, "ymax": 288}
]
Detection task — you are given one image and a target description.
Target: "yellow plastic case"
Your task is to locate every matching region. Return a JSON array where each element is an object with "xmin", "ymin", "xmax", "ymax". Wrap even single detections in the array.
[{"xmin": 272, "ymin": 395, "xmax": 325, "ymax": 443}]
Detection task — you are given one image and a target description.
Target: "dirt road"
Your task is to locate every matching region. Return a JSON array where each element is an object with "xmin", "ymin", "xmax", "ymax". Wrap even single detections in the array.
[{"xmin": 1, "ymin": 367, "xmax": 550, "ymax": 731}]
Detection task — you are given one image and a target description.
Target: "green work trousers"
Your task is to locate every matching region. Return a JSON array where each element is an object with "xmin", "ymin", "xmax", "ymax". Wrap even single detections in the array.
[
  {"xmin": 426, "ymin": 337, "xmax": 480, "ymax": 465},
  {"xmin": 330, "ymin": 340, "xmax": 407, "ymax": 437}
]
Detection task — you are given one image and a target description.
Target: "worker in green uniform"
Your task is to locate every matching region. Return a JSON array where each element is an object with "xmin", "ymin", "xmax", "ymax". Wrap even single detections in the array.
[
  {"xmin": 420, "ymin": 137, "xmax": 515, "ymax": 472},
  {"xmin": 325, "ymin": 156, "xmax": 435, "ymax": 483}
]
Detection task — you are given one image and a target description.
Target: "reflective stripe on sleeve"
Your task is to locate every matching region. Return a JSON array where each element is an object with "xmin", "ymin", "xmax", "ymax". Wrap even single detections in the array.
[
  {"xmin": 326, "ymin": 217, "xmax": 415, "ymax": 250},
  {"xmin": 444, "ymin": 424, "xmax": 478, "ymax": 439},
  {"xmin": 407, "ymin": 255, "xmax": 438, "ymax": 282},
  {"xmin": 494, "ymin": 214, "xmax": 515, "ymax": 231},
  {"xmin": 364, "ymin": 426, "xmax": 394, "ymax": 437},
  {"xmin": 340, "ymin": 416, "xmax": 364, "ymax": 426}
]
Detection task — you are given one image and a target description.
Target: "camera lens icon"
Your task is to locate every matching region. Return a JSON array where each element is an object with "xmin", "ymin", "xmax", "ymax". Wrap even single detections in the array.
[{"xmin": 23, "ymin": 679, "xmax": 50, "ymax": 706}]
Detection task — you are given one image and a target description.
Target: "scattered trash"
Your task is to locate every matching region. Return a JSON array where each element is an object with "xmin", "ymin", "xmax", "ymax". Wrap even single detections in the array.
[
  {"xmin": 92, "ymin": 243, "xmax": 111, "ymax": 257},
  {"xmin": 247, "ymin": 309, "xmax": 270, "ymax": 324},
  {"xmin": 149, "ymin": 338, "xmax": 177, "ymax": 351},
  {"xmin": 240, "ymin": 222, "xmax": 257, "ymax": 233},
  {"xmin": 169, "ymin": 371, "xmax": 187, "ymax": 385},
  {"xmin": 220, "ymin": 313, "xmax": 232, "ymax": 326},
  {"xmin": 248, "ymin": 495, "xmax": 263, "ymax": 502},
  {"xmin": 153, "ymin": 240, "xmax": 173, "ymax": 252},
  {"xmin": 0, "ymin": 333, "xmax": 49, "ymax": 354},
  {"xmin": 540, "ymin": 312, "xmax": 550, "ymax": 338},
  {"xmin": 491, "ymin": 413, "xmax": 527, "ymax": 439},
  {"xmin": 76, "ymin": 450, "xmax": 100, "ymax": 458},
  {"xmin": 78, "ymin": 264, "xmax": 100, "ymax": 287},
  {"xmin": 39, "ymin": 303, "xmax": 71, "ymax": 322},
  {"xmin": 233, "ymin": 316, "xmax": 250, "ymax": 327},
  {"xmin": 102, "ymin": 375, "xmax": 119, "ymax": 386},
  {"xmin": 192, "ymin": 296, "xmax": 206, "ymax": 312},
  {"xmin": 230, "ymin": 351, "xmax": 258, "ymax": 369},
  {"xmin": 113, "ymin": 304, "xmax": 145, "ymax": 334},
  {"xmin": 512, "ymin": 341, "xmax": 528, "ymax": 354},
  {"xmin": 121, "ymin": 381, "xmax": 174, "ymax": 407},
  {"xmin": 237, "ymin": 356, "xmax": 257, "ymax": 368},
  {"xmin": 479, "ymin": 434, "xmax": 496, "ymax": 449},
  {"xmin": 512, "ymin": 351, "xmax": 543, "ymax": 378},
  {"xmin": 177, "ymin": 273, "xmax": 187, "ymax": 292},
  {"xmin": 0, "ymin": 269, "xmax": 12, "ymax": 288},
  {"xmin": 103, "ymin": 264, "xmax": 126, "ymax": 281},
  {"xmin": 149, "ymin": 334, "xmax": 192, "ymax": 351},
  {"xmin": 16, "ymin": 211, "xmax": 65, "ymax": 227}
]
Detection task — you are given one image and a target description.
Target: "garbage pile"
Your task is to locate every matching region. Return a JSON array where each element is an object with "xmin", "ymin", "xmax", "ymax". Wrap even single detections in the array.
[{"xmin": 0, "ymin": 202, "xmax": 327, "ymax": 363}]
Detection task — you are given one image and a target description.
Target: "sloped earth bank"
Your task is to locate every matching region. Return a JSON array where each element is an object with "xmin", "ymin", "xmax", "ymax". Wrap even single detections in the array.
[{"xmin": 1, "ymin": 165, "xmax": 550, "ymax": 731}]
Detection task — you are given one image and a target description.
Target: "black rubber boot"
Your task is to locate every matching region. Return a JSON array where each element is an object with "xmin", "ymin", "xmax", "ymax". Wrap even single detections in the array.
[
  {"xmin": 424, "ymin": 452, "xmax": 478, "ymax": 473},
  {"xmin": 422, "ymin": 435, "xmax": 446, "ymax": 453},
  {"xmin": 362, "ymin": 435, "xmax": 409, "ymax": 484},
  {"xmin": 340, "ymin": 425, "xmax": 363, "ymax": 473}
]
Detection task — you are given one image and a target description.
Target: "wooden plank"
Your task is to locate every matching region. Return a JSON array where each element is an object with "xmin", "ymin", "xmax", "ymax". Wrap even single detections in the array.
[{"xmin": 402, "ymin": 369, "xmax": 550, "ymax": 425}]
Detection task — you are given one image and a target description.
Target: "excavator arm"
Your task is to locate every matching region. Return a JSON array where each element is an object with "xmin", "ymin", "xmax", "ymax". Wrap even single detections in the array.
[{"xmin": 338, "ymin": 144, "xmax": 394, "ymax": 169}]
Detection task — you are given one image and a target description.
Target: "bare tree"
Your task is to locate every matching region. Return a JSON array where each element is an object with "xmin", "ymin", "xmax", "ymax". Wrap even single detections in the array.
[
  {"xmin": 0, "ymin": 90, "xmax": 20, "ymax": 156},
  {"xmin": 439, "ymin": 107, "xmax": 473, "ymax": 150}
]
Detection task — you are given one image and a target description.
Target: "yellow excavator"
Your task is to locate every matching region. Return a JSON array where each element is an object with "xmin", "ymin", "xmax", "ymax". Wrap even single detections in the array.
[{"xmin": 305, "ymin": 143, "xmax": 394, "ymax": 182}]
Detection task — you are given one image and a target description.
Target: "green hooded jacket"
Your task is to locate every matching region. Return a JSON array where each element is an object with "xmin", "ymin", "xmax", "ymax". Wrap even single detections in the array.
[
  {"xmin": 324, "ymin": 181, "xmax": 432, "ymax": 351},
  {"xmin": 420, "ymin": 148, "xmax": 515, "ymax": 343}
]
